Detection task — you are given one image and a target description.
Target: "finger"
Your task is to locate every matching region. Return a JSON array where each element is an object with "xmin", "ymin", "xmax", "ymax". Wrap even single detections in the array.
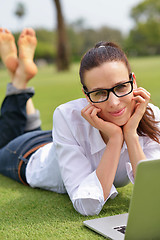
[
  {"xmin": 133, "ymin": 95, "xmax": 146, "ymax": 103},
  {"xmin": 81, "ymin": 104, "xmax": 93, "ymax": 116},
  {"xmin": 85, "ymin": 107, "xmax": 101, "ymax": 123},
  {"xmin": 134, "ymin": 87, "xmax": 150, "ymax": 94},
  {"xmin": 81, "ymin": 102, "xmax": 98, "ymax": 112},
  {"xmin": 133, "ymin": 90, "xmax": 150, "ymax": 105},
  {"xmin": 133, "ymin": 94, "xmax": 150, "ymax": 105},
  {"xmin": 81, "ymin": 105, "xmax": 95, "ymax": 117},
  {"xmin": 81, "ymin": 105, "xmax": 103, "ymax": 129},
  {"xmin": 81, "ymin": 105, "xmax": 97, "ymax": 126},
  {"xmin": 90, "ymin": 107, "xmax": 101, "ymax": 118},
  {"xmin": 133, "ymin": 88, "xmax": 151, "ymax": 98}
]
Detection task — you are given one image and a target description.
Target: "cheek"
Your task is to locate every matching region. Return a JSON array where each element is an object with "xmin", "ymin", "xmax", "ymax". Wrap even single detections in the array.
[{"xmin": 96, "ymin": 105, "xmax": 110, "ymax": 121}]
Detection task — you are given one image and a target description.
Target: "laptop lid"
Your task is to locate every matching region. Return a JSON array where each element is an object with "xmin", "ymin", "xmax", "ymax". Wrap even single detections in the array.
[
  {"xmin": 83, "ymin": 159, "xmax": 160, "ymax": 240},
  {"xmin": 125, "ymin": 158, "xmax": 160, "ymax": 239}
]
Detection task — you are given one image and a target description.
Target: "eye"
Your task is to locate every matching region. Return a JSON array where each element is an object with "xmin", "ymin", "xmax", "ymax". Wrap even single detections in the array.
[
  {"xmin": 90, "ymin": 90, "xmax": 108, "ymax": 101},
  {"xmin": 94, "ymin": 90, "xmax": 107, "ymax": 96},
  {"xmin": 115, "ymin": 83, "xmax": 128, "ymax": 92}
]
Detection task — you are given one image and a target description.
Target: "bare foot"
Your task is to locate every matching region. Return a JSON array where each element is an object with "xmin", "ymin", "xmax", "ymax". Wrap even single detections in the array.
[
  {"xmin": 0, "ymin": 28, "xmax": 18, "ymax": 73},
  {"xmin": 13, "ymin": 28, "xmax": 38, "ymax": 89},
  {"xmin": 18, "ymin": 28, "xmax": 37, "ymax": 79}
]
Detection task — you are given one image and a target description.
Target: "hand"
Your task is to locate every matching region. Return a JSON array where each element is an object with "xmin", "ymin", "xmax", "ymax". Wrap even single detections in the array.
[
  {"xmin": 123, "ymin": 87, "xmax": 150, "ymax": 137},
  {"xmin": 81, "ymin": 103, "xmax": 123, "ymax": 143}
]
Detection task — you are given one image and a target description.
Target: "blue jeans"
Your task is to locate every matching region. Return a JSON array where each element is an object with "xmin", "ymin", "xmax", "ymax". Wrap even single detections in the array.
[{"xmin": 0, "ymin": 88, "xmax": 52, "ymax": 185}]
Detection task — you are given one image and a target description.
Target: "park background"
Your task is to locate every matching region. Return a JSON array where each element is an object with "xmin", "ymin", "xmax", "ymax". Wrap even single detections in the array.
[{"xmin": 0, "ymin": 0, "xmax": 160, "ymax": 239}]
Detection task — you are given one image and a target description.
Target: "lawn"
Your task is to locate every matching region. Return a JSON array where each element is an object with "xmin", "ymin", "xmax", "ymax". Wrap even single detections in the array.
[{"xmin": 0, "ymin": 56, "xmax": 160, "ymax": 239}]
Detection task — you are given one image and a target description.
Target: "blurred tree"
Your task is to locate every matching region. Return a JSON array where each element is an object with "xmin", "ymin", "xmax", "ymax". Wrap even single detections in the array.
[
  {"xmin": 126, "ymin": 0, "xmax": 160, "ymax": 56},
  {"xmin": 14, "ymin": 2, "xmax": 26, "ymax": 32},
  {"xmin": 131, "ymin": 0, "xmax": 160, "ymax": 23},
  {"xmin": 14, "ymin": 2, "xmax": 26, "ymax": 18},
  {"xmin": 53, "ymin": 0, "xmax": 70, "ymax": 71},
  {"xmin": 67, "ymin": 22, "xmax": 123, "ymax": 61}
]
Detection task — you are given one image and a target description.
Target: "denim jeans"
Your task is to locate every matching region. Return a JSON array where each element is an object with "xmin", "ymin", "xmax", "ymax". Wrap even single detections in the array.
[{"xmin": 0, "ymin": 87, "xmax": 52, "ymax": 185}]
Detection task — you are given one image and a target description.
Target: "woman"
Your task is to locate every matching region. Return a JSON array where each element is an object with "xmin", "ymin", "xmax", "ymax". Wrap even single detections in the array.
[{"xmin": 0, "ymin": 28, "xmax": 160, "ymax": 216}]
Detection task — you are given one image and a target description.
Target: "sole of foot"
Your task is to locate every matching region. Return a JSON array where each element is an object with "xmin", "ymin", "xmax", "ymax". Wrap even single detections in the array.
[
  {"xmin": 18, "ymin": 28, "xmax": 38, "ymax": 80},
  {"xmin": 0, "ymin": 28, "xmax": 18, "ymax": 73}
]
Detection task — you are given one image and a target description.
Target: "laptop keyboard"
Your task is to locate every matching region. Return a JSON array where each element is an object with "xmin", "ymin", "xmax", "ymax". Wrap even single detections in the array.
[{"xmin": 113, "ymin": 225, "xmax": 126, "ymax": 234}]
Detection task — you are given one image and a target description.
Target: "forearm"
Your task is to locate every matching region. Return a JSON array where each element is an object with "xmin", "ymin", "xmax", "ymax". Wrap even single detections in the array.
[
  {"xmin": 96, "ymin": 136, "xmax": 122, "ymax": 200},
  {"xmin": 125, "ymin": 133, "xmax": 146, "ymax": 177}
]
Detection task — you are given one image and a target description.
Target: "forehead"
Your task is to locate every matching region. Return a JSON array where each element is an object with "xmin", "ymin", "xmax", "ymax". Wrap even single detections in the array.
[{"xmin": 84, "ymin": 61, "xmax": 129, "ymax": 91}]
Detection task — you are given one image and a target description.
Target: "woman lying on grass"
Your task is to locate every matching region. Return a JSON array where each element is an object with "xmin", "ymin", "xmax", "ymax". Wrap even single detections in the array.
[{"xmin": 0, "ymin": 28, "xmax": 160, "ymax": 216}]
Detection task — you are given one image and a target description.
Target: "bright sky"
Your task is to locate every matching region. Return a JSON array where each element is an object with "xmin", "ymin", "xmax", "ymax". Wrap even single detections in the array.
[{"xmin": 0, "ymin": 0, "xmax": 143, "ymax": 34}]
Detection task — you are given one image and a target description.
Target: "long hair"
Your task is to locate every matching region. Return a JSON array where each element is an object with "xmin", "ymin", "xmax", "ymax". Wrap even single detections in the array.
[{"xmin": 79, "ymin": 41, "xmax": 160, "ymax": 144}]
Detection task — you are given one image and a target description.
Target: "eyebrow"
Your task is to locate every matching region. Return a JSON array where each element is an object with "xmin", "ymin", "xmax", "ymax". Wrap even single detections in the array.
[{"xmin": 90, "ymin": 80, "xmax": 128, "ymax": 92}]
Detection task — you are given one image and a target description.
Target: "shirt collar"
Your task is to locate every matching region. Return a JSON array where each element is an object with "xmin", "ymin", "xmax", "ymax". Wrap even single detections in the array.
[
  {"xmin": 88, "ymin": 125, "xmax": 145, "ymax": 155},
  {"xmin": 88, "ymin": 125, "xmax": 106, "ymax": 155}
]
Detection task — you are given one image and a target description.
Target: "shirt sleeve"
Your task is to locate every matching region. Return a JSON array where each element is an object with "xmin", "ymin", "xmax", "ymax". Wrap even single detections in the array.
[
  {"xmin": 126, "ymin": 162, "xmax": 134, "ymax": 184},
  {"xmin": 53, "ymin": 107, "xmax": 118, "ymax": 216},
  {"xmin": 72, "ymin": 171, "xmax": 118, "ymax": 215},
  {"xmin": 126, "ymin": 136, "xmax": 160, "ymax": 184}
]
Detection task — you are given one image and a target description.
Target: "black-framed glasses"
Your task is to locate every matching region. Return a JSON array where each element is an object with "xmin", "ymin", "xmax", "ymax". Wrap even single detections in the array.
[{"xmin": 84, "ymin": 73, "xmax": 134, "ymax": 103}]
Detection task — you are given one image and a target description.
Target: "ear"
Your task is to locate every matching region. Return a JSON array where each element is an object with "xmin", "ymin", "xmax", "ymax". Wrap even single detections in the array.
[
  {"xmin": 132, "ymin": 72, "xmax": 137, "ymax": 88},
  {"xmin": 82, "ymin": 88, "xmax": 91, "ymax": 103},
  {"xmin": 132, "ymin": 72, "xmax": 136, "ymax": 82}
]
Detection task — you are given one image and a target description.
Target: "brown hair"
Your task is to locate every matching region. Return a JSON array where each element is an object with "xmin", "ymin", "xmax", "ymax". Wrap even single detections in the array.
[{"xmin": 79, "ymin": 41, "xmax": 160, "ymax": 144}]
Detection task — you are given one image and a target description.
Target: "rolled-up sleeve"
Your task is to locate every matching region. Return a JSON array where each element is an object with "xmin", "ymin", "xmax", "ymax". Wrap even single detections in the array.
[
  {"xmin": 53, "ymin": 106, "xmax": 118, "ymax": 216},
  {"xmin": 72, "ymin": 171, "xmax": 118, "ymax": 216}
]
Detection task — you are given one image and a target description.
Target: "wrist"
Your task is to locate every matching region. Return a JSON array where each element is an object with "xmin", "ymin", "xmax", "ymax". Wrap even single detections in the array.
[
  {"xmin": 100, "ymin": 129, "xmax": 123, "ymax": 145},
  {"xmin": 108, "ymin": 134, "xmax": 123, "ymax": 146},
  {"xmin": 124, "ymin": 131, "xmax": 139, "ymax": 143}
]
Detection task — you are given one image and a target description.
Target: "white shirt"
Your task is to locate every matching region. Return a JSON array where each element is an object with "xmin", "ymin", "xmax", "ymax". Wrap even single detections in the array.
[{"xmin": 26, "ymin": 99, "xmax": 160, "ymax": 216}]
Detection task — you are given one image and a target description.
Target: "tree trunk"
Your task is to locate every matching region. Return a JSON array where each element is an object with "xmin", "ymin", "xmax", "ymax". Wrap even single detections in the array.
[{"xmin": 53, "ymin": 0, "xmax": 70, "ymax": 71}]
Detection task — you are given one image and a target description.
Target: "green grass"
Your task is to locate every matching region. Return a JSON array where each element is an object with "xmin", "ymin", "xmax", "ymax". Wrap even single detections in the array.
[
  {"xmin": 130, "ymin": 56, "xmax": 160, "ymax": 106},
  {"xmin": 0, "ymin": 56, "xmax": 160, "ymax": 239}
]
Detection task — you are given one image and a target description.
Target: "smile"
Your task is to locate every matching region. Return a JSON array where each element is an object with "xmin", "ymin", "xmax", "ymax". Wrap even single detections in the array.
[{"xmin": 109, "ymin": 107, "xmax": 126, "ymax": 117}]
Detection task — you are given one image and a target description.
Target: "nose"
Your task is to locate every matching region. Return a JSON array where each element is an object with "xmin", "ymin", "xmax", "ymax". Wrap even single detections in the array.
[{"xmin": 107, "ymin": 92, "xmax": 120, "ymax": 108}]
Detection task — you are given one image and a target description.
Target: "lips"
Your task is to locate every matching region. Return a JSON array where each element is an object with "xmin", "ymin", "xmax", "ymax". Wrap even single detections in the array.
[{"xmin": 109, "ymin": 107, "xmax": 126, "ymax": 117}]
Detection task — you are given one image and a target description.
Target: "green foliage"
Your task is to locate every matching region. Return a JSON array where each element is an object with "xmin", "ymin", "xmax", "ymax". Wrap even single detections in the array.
[
  {"xmin": 67, "ymin": 26, "xmax": 123, "ymax": 61},
  {"xmin": 125, "ymin": 20, "xmax": 160, "ymax": 56},
  {"xmin": 126, "ymin": 0, "xmax": 160, "ymax": 56},
  {"xmin": 131, "ymin": 0, "xmax": 160, "ymax": 23},
  {"xmin": 35, "ymin": 41, "xmax": 55, "ymax": 61},
  {"xmin": 129, "ymin": 56, "xmax": 160, "ymax": 107}
]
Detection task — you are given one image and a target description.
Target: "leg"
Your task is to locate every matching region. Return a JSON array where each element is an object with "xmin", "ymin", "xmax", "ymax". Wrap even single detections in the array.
[
  {"xmin": 16, "ymin": 28, "xmax": 41, "ymax": 130},
  {"xmin": 0, "ymin": 28, "xmax": 40, "ymax": 148},
  {"xmin": 0, "ymin": 130, "xmax": 52, "ymax": 184},
  {"xmin": 0, "ymin": 86, "xmax": 34, "ymax": 148},
  {"xmin": 0, "ymin": 27, "xmax": 37, "ymax": 115}
]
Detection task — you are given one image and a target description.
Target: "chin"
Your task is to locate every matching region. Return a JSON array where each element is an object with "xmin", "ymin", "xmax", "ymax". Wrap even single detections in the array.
[
  {"xmin": 102, "ymin": 115, "xmax": 130, "ymax": 127},
  {"xmin": 113, "ymin": 115, "xmax": 131, "ymax": 127},
  {"xmin": 114, "ymin": 120, "xmax": 128, "ymax": 127}
]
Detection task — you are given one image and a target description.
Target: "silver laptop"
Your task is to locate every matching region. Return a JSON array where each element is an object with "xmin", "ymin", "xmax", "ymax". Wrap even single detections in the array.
[{"xmin": 83, "ymin": 159, "xmax": 160, "ymax": 240}]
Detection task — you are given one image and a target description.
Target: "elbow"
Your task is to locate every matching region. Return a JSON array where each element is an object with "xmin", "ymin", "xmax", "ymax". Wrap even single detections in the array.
[{"xmin": 73, "ymin": 198, "xmax": 103, "ymax": 216}]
